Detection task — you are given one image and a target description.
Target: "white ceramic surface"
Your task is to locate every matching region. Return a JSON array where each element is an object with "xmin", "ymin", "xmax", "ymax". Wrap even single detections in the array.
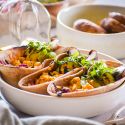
[
  {"xmin": 0, "ymin": 49, "xmax": 125, "ymax": 117},
  {"xmin": 57, "ymin": 5, "xmax": 125, "ymax": 58},
  {"xmin": 68, "ymin": 0, "xmax": 95, "ymax": 5}
]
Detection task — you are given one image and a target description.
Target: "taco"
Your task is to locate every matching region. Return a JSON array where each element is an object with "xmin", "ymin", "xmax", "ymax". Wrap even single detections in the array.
[
  {"xmin": 18, "ymin": 49, "xmax": 98, "ymax": 94},
  {"xmin": 0, "ymin": 40, "xmax": 57, "ymax": 87},
  {"xmin": 47, "ymin": 60, "xmax": 125, "ymax": 97}
]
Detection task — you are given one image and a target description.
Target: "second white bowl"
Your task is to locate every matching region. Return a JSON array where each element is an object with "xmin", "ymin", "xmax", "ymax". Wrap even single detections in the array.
[{"xmin": 57, "ymin": 5, "xmax": 125, "ymax": 58}]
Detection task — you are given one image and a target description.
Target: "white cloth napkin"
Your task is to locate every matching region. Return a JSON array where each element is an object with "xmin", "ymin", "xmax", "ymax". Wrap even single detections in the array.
[{"xmin": 0, "ymin": 101, "xmax": 103, "ymax": 125}]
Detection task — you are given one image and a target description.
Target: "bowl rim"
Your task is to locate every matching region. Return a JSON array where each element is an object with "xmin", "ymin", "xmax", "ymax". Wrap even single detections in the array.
[
  {"xmin": 1, "ymin": 74, "xmax": 125, "ymax": 100},
  {"xmin": 57, "ymin": 4, "xmax": 125, "ymax": 36},
  {"xmin": 0, "ymin": 48, "xmax": 124, "ymax": 100}
]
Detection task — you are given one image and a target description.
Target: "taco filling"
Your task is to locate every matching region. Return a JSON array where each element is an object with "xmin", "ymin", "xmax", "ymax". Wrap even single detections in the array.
[
  {"xmin": 54, "ymin": 61, "xmax": 118, "ymax": 96},
  {"xmin": 26, "ymin": 48, "xmax": 90, "ymax": 86},
  {"xmin": 11, "ymin": 40, "xmax": 56, "ymax": 68}
]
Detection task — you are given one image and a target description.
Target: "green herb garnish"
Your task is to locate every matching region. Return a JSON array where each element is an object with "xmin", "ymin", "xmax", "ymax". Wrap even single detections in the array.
[
  {"xmin": 86, "ymin": 61, "xmax": 115, "ymax": 85},
  {"xmin": 25, "ymin": 40, "xmax": 56, "ymax": 62},
  {"xmin": 56, "ymin": 55, "xmax": 88, "ymax": 67},
  {"xmin": 38, "ymin": 0, "xmax": 63, "ymax": 3}
]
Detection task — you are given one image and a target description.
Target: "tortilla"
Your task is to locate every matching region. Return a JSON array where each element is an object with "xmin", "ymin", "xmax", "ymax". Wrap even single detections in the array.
[
  {"xmin": 0, "ymin": 46, "xmax": 43, "ymax": 87},
  {"xmin": 18, "ymin": 65, "xmax": 84, "ymax": 95},
  {"xmin": 47, "ymin": 60, "xmax": 125, "ymax": 97}
]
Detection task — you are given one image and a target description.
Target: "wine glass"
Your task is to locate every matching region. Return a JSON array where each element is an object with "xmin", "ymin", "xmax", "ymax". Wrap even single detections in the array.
[{"xmin": 0, "ymin": 0, "xmax": 51, "ymax": 46}]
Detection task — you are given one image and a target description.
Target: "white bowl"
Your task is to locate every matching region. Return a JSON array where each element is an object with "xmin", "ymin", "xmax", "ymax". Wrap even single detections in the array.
[
  {"xmin": 0, "ymin": 49, "xmax": 124, "ymax": 117},
  {"xmin": 57, "ymin": 5, "xmax": 125, "ymax": 58}
]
